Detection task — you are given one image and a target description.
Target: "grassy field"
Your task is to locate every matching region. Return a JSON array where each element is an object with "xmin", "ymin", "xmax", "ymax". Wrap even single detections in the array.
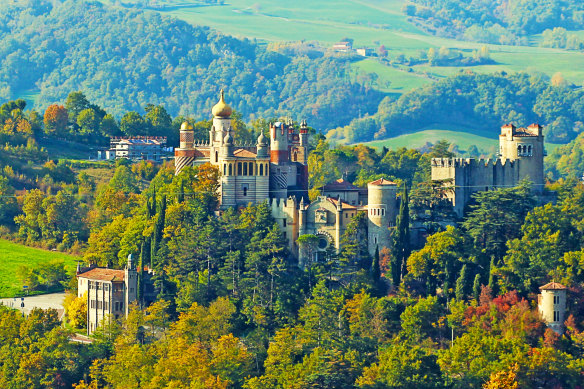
[{"xmin": 0, "ymin": 239, "xmax": 80, "ymax": 298}]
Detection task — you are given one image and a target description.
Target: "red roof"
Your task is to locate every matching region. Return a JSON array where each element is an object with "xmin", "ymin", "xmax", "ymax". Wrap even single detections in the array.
[
  {"xmin": 194, "ymin": 149, "xmax": 210, "ymax": 158},
  {"xmin": 540, "ymin": 282, "xmax": 567, "ymax": 290},
  {"xmin": 77, "ymin": 268, "xmax": 125, "ymax": 282},
  {"xmin": 321, "ymin": 178, "xmax": 360, "ymax": 191},
  {"xmin": 368, "ymin": 178, "xmax": 396, "ymax": 186},
  {"xmin": 327, "ymin": 198, "xmax": 358, "ymax": 210}
]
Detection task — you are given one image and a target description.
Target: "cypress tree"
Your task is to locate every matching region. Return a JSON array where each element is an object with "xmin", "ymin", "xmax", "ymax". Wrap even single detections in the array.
[
  {"xmin": 391, "ymin": 186, "xmax": 411, "ymax": 287},
  {"xmin": 472, "ymin": 273, "xmax": 481, "ymax": 303},
  {"xmin": 137, "ymin": 241, "xmax": 145, "ymax": 308},
  {"xmin": 151, "ymin": 194, "xmax": 167, "ymax": 270},
  {"xmin": 455, "ymin": 264, "xmax": 468, "ymax": 301},
  {"xmin": 488, "ymin": 257, "xmax": 497, "ymax": 296}
]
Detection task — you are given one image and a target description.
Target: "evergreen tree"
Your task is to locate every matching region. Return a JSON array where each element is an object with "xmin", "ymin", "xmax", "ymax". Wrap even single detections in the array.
[
  {"xmin": 391, "ymin": 186, "xmax": 411, "ymax": 287},
  {"xmin": 151, "ymin": 194, "xmax": 167, "ymax": 269},
  {"xmin": 372, "ymin": 245, "xmax": 381, "ymax": 283},
  {"xmin": 137, "ymin": 241, "xmax": 145, "ymax": 308},
  {"xmin": 473, "ymin": 273, "xmax": 481, "ymax": 303},
  {"xmin": 455, "ymin": 264, "xmax": 468, "ymax": 301},
  {"xmin": 488, "ymin": 257, "xmax": 497, "ymax": 296}
]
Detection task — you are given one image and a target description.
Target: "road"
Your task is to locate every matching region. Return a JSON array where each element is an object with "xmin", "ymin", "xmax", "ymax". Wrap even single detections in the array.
[{"xmin": 0, "ymin": 292, "xmax": 66, "ymax": 319}]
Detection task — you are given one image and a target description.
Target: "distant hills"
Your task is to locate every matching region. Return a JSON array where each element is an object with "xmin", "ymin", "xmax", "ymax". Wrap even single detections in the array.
[{"xmin": 0, "ymin": 0, "xmax": 381, "ymax": 131}]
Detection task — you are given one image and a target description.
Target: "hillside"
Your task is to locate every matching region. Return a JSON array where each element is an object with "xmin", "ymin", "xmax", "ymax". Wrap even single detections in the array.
[{"xmin": 0, "ymin": 0, "xmax": 381, "ymax": 131}]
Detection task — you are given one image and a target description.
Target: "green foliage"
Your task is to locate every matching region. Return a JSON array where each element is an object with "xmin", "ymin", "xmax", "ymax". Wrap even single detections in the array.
[{"xmin": 0, "ymin": 0, "xmax": 381, "ymax": 131}]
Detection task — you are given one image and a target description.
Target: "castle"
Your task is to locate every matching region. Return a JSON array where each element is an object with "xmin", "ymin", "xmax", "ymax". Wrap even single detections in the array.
[
  {"xmin": 174, "ymin": 91, "xmax": 399, "ymax": 261},
  {"xmin": 431, "ymin": 124, "xmax": 545, "ymax": 216}
]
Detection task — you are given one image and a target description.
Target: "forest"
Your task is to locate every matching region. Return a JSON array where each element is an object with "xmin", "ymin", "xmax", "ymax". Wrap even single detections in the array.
[
  {"xmin": 404, "ymin": 0, "xmax": 584, "ymax": 45},
  {"xmin": 328, "ymin": 71, "xmax": 584, "ymax": 145},
  {"xmin": 0, "ymin": 0, "xmax": 381, "ymax": 131},
  {"xmin": 1, "ymin": 90, "xmax": 584, "ymax": 387}
]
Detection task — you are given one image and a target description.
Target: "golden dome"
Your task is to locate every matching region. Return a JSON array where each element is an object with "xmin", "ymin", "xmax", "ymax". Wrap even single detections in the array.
[
  {"xmin": 180, "ymin": 121, "xmax": 193, "ymax": 130},
  {"xmin": 212, "ymin": 89, "xmax": 232, "ymax": 118}
]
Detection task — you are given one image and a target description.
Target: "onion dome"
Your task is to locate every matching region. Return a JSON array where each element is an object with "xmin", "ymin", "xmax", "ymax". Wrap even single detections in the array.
[
  {"xmin": 224, "ymin": 132, "xmax": 233, "ymax": 145},
  {"xmin": 257, "ymin": 131, "xmax": 267, "ymax": 146},
  {"xmin": 180, "ymin": 121, "xmax": 194, "ymax": 130},
  {"xmin": 212, "ymin": 89, "xmax": 232, "ymax": 118}
]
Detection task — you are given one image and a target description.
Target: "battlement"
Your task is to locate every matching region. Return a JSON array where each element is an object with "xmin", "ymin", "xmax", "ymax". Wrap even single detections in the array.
[
  {"xmin": 269, "ymin": 196, "xmax": 298, "ymax": 210},
  {"xmin": 431, "ymin": 157, "xmax": 516, "ymax": 169},
  {"xmin": 501, "ymin": 123, "xmax": 543, "ymax": 138}
]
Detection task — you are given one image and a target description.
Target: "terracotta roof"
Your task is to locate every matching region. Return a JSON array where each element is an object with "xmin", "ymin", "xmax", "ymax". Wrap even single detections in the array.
[
  {"xmin": 321, "ymin": 178, "xmax": 360, "ymax": 191},
  {"xmin": 540, "ymin": 282, "xmax": 568, "ymax": 290},
  {"xmin": 368, "ymin": 178, "xmax": 396, "ymax": 186},
  {"xmin": 77, "ymin": 268, "xmax": 125, "ymax": 282},
  {"xmin": 234, "ymin": 149, "xmax": 257, "ymax": 158},
  {"xmin": 327, "ymin": 197, "xmax": 358, "ymax": 210},
  {"xmin": 195, "ymin": 149, "xmax": 210, "ymax": 158}
]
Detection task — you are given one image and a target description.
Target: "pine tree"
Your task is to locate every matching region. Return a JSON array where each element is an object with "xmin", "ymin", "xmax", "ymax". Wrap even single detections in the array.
[
  {"xmin": 473, "ymin": 273, "xmax": 481, "ymax": 303},
  {"xmin": 391, "ymin": 186, "xmax": 411, "ymax": 287},
  {"xmin": 455, "ymin": 264, "xmax": 468, "ymax": 301}
]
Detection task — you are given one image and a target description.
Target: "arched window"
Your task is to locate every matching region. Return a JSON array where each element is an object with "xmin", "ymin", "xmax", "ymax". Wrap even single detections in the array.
[
  {"xmin": 243, "ymin": 163, "xmax": 248, "ymax": 176},
  {"xmin": 215, "ymin": 151, "xmax": 218, "ymax": 163},
  {"xmin": 223, "ymin": 164, "xmax": 227, "ymax": 175},
  {"xmin": 265, "ymin": 163, "xmax": 269, "ymax": 175},
  {"xmin": 228, "ymin": 164, "xmax": 232, "ymax": 175},
  {"xmin": 249, "ymin": 162, "xmax": 254, "ymax": 175},
  {"xmin": 528, "ymin": 145, "xmax": 532, "ymax": 155},
  {"xmin": 259, "ymin": 164, "xmax": 263, "ymax": 176},
  {"xmin": 237, "ymin": 162, "xmax": 242, "ymax": 175},
  {"xmin": 382, "ymin": 208, "xmax": 385, "ymax": 216}
]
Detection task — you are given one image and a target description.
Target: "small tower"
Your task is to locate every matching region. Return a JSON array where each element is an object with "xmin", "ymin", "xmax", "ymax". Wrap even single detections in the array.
[
  {"xmin": 538, "ymin": 281, "xmax": 568, "ymax": 334},
  {"xmin": 175, "ymin": 121, "xmax": 196, "ymax": 176},
  {"xmin": 255, "ymin": 132, "xmax": 270, "ymax": 203},
  {"xmin": 367, "ymin": 178, "xmax": 397, "ymax": 256},
  {"xmin": 270, "ymin": 121, "xmax": 289, "ymax": 164},
  {"xmin": 210, "ymin": 89, "xmax": 233, "ymax": 164},
  {"xmin": 124, "ymin": 254, "xmax": 138, "ymax": 316}
]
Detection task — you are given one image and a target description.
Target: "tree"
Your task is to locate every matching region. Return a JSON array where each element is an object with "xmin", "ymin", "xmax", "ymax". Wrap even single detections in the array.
[
  {"xmin": 77, "ymin": 108, "xmax": 101, "ymax": 137},
  {"xmin": 100, "ymin": 114, "xmax": 120, "ymax": 137},
  {"xmin": 43, "ymin": 104, "xmax": 68, "ymax": 137},
  {"xmin": 64, "ymin": 292, "xmax": 87, "ymax": 329},
  {"xmin": 473, "ymin": 273, "xmax": 481, "ymax": 303},
  {"xmin": 120, "ymin": 111, "xmax": 146, "ymax": 136},
  {"xmin": 65, "ymin": 91, "xmax": 91, "ymax": 123},
  {"xmin": 391, "ymin": 186, "xmax": 410, "ymax": 286},
  {"xmin": 455, "ymin": 264, "xmax": 469, "ymax": 301}
]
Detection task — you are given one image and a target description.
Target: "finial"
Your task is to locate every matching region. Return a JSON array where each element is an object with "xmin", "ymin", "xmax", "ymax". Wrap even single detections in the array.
[{"xmin": 220, "ymin": 88, "xmax": 224, "ymax": 101}]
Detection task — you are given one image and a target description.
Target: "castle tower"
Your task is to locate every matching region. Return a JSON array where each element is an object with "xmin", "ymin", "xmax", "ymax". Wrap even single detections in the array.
[
  {"xmin": 538, "ymin": 282, "xmax": 568, "ymax": 334},
  {"xmin": 367, "ymin": 178, "xmax": 397, "ymax": 256},
  {"xmin": 255, "ymin": 132, "xmax": 270, "ymax": 203},
  {"xmin": 124, "ymin": 254, "xmax": 137, "ymax": 317},
  {"xmin": 499, "ymin": 124, "xmax": 544, "ymax": 192},
  {"xmin": 210, "ymin": 89, "xmax": 233, "ymax": 165},
  {"xmin": 270, "ymin": 121, "xmax": 289, "ymax": 164},
  {"xmin": 269, "ymin": 121, "xmax": 290, "ymax": 199},
  {"xmin": 221, "ymin": 133, "xmax": 236, "ymax": 207},
  {"xmin": 175, "ymin": 122, "xmax": 196, "ymax": 175}
]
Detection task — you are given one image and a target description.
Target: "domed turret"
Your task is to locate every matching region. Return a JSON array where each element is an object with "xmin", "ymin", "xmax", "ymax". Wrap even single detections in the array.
[
  {"xmin": 212, "ymin": 89, "xmax": 232, "ymax": 118},
  {"xmin": 180, "ymin": 121, "xmax": 193, "ymax": 130},
  {"xmin": 257, "ymin": 132, "xmax": 267, "ymax": 146},
  {"xmin": 257, "ymin": 131, "xmax": 268, "ymax": 158}
]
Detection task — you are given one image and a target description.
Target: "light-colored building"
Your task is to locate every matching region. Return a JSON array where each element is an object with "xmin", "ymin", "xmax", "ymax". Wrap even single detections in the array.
[
  {"xmin": 99, "ymin": 136, "xmax": 168, "ymax": 162},
  {"xmin": 538, "ymin": 281, "xmax": 568, "ymax": 334},
  {"xmin": 333, "ymin": 41, "xmax": 353, "ymax": 52},
  {"xmin": 431, "ymin": 124, "xmax": 545, "ymax": 216},
  {"xmin": 77, "ymin": 256, "xmax": 137, "ymax": 335},
  {"xmin": 174, "ymin": 91, "xmax": 401, "ymax": 261}
]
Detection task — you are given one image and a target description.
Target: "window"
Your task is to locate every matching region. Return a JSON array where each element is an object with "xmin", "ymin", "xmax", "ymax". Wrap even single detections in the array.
[
  {"xmin": 120, "ymin": 302, "xmax": 124, "ymax": 311},
  {"xmin": 554, "ymin": 295, "xmax": 560, "ymax": 305},
  {"xmin": 249, "ymin": 162, "xmax": 254, "ymax": 175},
  {"xmin": 259, "ymin": 164, "xmax": 263, "ymax": 176},
  {"xmin": 381, "ymin": 209, "xmax": 385, "ymax": 216},
  {"xmin": 228, "ymin": 164, "xmax": 232, "ymax": 175},
  {"xmin": 215, "ymin": 151, "xmax": 218, "ymax": 162},
  {"xmin": 115, "ymin": 302, "xmax": 119, "ymax": 311},
  {"xmin": 243, "ymin": 163, "xmax": 248, "ymax": 175},
  {"xmin": 345, "ymin": 213, "xmax": 348, "ymax": 218},
  {"xmin": 554, "ymin": 311, "xmax": 560, "ymax": 322},
  {"xmin": 224, "ymin": 164, "xmax": 227, "ymax": 175},
  {"xmin": 238, "ymin": 163, "xmax": 242, "ymax": 175},
  {"xmin": 242, "ymin": 184, "xmax": 249, "ymax": 196},
  {"xmin": 283, "ymin": 218, "xmax": 287, "ymax": 227},
  {"xmin": 265, "ymin": 164, "xmax": 269, "ymax": 175}
]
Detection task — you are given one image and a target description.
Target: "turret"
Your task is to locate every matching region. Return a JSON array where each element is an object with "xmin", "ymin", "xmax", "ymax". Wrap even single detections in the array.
[
  {"xmin": 299, "ymin": 119, "xmax": 309, "ymax": 146},
  {"xmin": 124, "ymin": 254, "xmax": 137, "ymax": 316},
  {"xmin": 270, "ymin": 121, "xmax": 289, "ymax": 164},
  {"xmin": 367, "ymin": 178, "xmax": 397, "ymax": 256},
  {"xmin": 179, "ymin": 121, "xmax": 194, "ymax": 149},
  {"xmin": 256, "ymin": 131, "xmax": 268, "ymax": 158},
  {"xmin": 538, "ymin": 282, "xmax": 568, "ymax": 334}
]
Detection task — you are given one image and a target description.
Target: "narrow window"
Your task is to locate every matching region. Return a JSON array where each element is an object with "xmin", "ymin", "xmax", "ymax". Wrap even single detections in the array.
[
  {"xmin": 229, "ymin": 164, "xmax": 232, "ymax": 175},
  {"xmin": 243, "ymin": 186, "xmax": 248, "ymax": 196},
  {"xmin": 265, "ymin": 163, "xmax": 269, "ymax": 175},
  {"xmin": 224, "ymin": 164, "xmax": 227, "ymax": 175},
  {"xmin": 382, "ymin": 209, "xmax": 385, "ymax": 216},
  {"xmin": 283, "ymin": 218, "xmax": 287, "ymax": 227},
  {"xmin": 243, "ymin": 163, "xmax": 248, "ymax": 175},
  {"xmin": 238, "ymin": 162, "xmax": 242, "ymax": 175},
  {"xmin": 554, "ymin": 311, "xmax": 560, "ymax": 321},
  {"xmin": 260, "ymin": 164, "xmax": 263, "ymax": 176},
  {"xmin": 345, "ymin": 213, "xmax": 348, "ymax": 218},
  {"xmin": 249, "ymin": 162, "xmax": 254, "ymax": 175},
  {"xmin": 215, "ymin": 151, "xmax": 218, "ymax": 162}
]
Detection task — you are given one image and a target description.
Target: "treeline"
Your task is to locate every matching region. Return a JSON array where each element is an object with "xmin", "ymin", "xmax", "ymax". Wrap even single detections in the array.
[
  {"xmin": 0, "ymin": 0, "xmax": 381, "ymax": 131},
  {"xmin": 403, "ymin": 0, "xmax": 584, "ymax": 45},
  {"xmin": 328, "ymin": 71, "xmax": 584, "ymax": 144},
  {"xmin": 4, "ymin": 169, "xmax": 584, "ymax": 387}
]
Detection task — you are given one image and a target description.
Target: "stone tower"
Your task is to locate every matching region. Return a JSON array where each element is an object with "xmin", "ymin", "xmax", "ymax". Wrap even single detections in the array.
[
  {"xmin": 367, "ymin": 178, "xmax": 397, "ymax": 256},
  {"xmin": 538, "ymin": 281, "xmax": 568, "ymax": 334},
  {"xmin": 175, "ymin": 122, "xmax": 196, "ymax": 175},
  {"xmin": 499, "ymin": 123, "xmax": 545, "ymax": 192},
  {"xmin": 124, "ymin": 254, "xmax": 137, "ymax": 317}
]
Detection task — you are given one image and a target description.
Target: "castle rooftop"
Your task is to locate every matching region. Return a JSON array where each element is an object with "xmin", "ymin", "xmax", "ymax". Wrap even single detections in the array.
[
  {"xmin": 77, "ymin": 268, "xmax": 125, "ymax": 282},
  {"xmin": 540, "ymin": 282, "xmax": 568, "ymax": 290},
  {"xmin": 369, "ymin": 178, "xmax": 396, "ymax": 186}
]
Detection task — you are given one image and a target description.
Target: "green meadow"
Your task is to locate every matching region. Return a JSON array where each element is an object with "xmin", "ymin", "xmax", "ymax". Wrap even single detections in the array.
[{"xmin": 0, "ymin": 239, "xmax": 80, "ymax": 298}]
